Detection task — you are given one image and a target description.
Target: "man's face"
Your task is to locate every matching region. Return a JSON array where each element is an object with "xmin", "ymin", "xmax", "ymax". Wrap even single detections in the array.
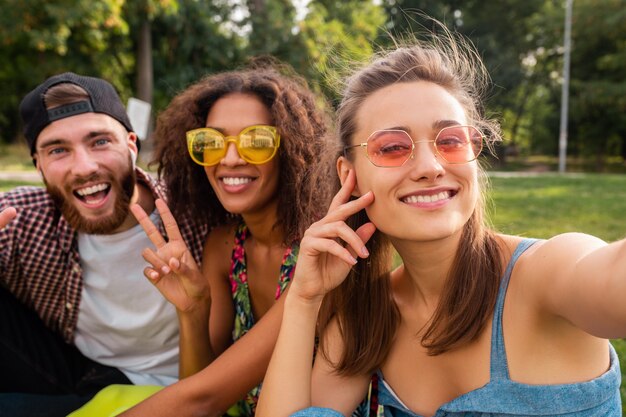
[{"xmin": 34, "ymin": 112, "xmax": 137, "ymax": 234}]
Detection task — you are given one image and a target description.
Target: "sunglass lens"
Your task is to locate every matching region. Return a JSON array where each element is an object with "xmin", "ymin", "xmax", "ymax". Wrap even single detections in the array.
[
  {"xmin": 190, "ymin": 130, "xmax": 225, "ymax": 165},
  {"xmin": 368, "ymin": 130, "xmax": 413, "ymax": 167},
  {"xmin": 435, "ymin": 126, "xmax": 482, "ymax": 163},
  {"xmin": 239, "ymin": 127, "xmax": 278, "ymax": 164}
]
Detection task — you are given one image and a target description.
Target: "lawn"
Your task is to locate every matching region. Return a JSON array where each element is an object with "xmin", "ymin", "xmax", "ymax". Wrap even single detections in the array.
[{"xmin": 488, "ymin": 173, "xmax": 626, "ymax": 242}]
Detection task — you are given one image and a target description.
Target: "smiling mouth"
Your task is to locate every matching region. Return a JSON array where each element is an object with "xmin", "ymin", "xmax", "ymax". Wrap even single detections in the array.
[
  {"xmin": 221, "ymin": 177, "xmax": 254, "ymax": 186},
  {"xmin": 402, "ymin": 190, "xmax": 454, "ymax": 204},
  {"xmin": 74, "ymin": 183, "xmax": 111, "ymax": 205}
]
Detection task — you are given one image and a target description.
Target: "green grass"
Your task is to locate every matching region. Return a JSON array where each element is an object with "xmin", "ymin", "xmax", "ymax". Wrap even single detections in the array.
[
  {"xmin": 0, "ymin": 180, "xmax": 42, "ymax": 191},
  {"xmin": 488, "ymin": 173, "xmax": 626, "ymax": 242}
]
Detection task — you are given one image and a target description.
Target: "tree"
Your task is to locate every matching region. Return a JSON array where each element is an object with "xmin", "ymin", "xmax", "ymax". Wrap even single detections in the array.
[
  {"xmin": 298, "ymin": 0, "xmax": 387, "ymax": 104},
  {"xmin": 0, "ymin": 0, "xmax": 131, "ymax": 143},
  {"xmin": 528, "ymin": 0, "xmax": 626, "ymax": 169}
]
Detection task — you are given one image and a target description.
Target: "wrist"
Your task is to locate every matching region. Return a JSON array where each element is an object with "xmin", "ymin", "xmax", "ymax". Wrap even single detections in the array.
[
  {"xmin": 177, "ymin": 299, "xmax": 211, "ymax": 323},
  {"xmin": 285, "ymin": 289, "xmax": 324, "ymax": 314}
]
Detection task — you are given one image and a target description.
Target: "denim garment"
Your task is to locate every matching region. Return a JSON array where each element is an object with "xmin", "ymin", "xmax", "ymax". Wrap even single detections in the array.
[{"xmin": 292, "ymin": 239, "xmax": 622, "ymax": 417}]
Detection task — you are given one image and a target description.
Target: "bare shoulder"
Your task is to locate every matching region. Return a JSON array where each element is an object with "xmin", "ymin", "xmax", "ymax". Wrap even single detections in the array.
[
  {"xmin": 503, "ymin": 232, "xmax": 607, "ymax": 313},
  {"xmin": 513, "ymin": 232, "xmax": 606, "ymax": 274}
]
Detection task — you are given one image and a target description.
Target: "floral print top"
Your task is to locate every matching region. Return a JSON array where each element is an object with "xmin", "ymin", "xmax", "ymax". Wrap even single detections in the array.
[{"xmin": 227, "ymin": 222, "xmax": 299, "ymax": 416}]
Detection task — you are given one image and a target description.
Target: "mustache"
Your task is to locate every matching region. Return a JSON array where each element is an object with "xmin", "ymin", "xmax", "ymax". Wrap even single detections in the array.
[{"xmin": 67, "ymin": 173, "xmax": 111, "ymax": 189}]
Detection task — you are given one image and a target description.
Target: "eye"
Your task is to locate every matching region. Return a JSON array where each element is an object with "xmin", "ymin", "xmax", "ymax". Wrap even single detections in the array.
[
  {"xmin": 48, "ymin": 147, "xmax": 67, "ymax": 156},
  {"xmin": 436, "ymin": 133, "xmax": 466, "ymax": 149},
  {"xmin": 378, "ymin": 142, "xmax": 412, "ymax": 154},
  {"xmin": 372, "ymin": 132, "xmax": 412, "ymax": 155},
  {"xmin": 93, "ymin": 137, "xmax": 111, "ymax": 147}
]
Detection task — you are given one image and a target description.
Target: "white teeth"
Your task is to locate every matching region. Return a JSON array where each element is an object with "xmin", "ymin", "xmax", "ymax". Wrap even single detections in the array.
[
  {"xmin": 76, "ymin": 183, "xmax": 108, "ymax": 196},
  {"xmin": 403, "ymin": 191, "xmax": 451, "ymax": 204},
  {"xmin": 222, "ymin": 177, "xmax": 252, "ymax": 186}
]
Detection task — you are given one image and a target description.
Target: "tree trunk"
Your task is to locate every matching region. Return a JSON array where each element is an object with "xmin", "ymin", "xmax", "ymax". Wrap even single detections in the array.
[
  {"xmin": 135, "ymin": 18, "xmax": 154, "ymax": 156},
  {"xmin": 136, "ymin": 19, "xmax": 153, "ymax": 105}
]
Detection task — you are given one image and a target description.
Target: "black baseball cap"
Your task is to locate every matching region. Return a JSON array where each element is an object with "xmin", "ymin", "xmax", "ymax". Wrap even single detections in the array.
[{"xmin": 19, "ymin": 72, "xmax": 136, "ymax": 154}]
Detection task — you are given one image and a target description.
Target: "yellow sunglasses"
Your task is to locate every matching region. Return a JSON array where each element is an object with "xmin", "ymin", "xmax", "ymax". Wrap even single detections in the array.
[{"xmin": 186, "ymin": 125, "xmax": 280, "ymax": 166}]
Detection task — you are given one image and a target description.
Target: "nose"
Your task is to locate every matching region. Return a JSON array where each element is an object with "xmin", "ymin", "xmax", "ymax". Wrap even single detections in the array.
[
  {"xmin": 407, "ymin": 140, "xmax": 445, "ymax": 181},
  {"xmin": 219, "ymin": 140, "xmax": 246, "ymax": 167},
  {"xmin": 71, "ymin": 148, "xmax": 99, "ymax": 177}
]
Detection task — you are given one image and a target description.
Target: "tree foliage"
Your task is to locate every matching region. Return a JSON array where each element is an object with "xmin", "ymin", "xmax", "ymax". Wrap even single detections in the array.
[{"xmin": 0, "ymin": 0, "xmax": 624, "ymax": 171}]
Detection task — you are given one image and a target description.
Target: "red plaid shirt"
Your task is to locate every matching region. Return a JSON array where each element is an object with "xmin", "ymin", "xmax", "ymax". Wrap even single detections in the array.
[{"xmin": 0, "ymin": 168, "xmax": 209, "ymax": 343}]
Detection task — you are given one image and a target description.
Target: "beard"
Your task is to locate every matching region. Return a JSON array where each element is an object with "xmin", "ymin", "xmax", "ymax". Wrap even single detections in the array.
[{"xmin": 45, "ymin": 155, "xmax": 136, "ymax": 234}]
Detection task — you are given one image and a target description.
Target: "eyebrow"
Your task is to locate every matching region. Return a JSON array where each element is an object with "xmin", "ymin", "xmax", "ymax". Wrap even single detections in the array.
[
  {"xmin": 382, "ymin": 120, "xmax": 462, "ymax": 134},
  {"xmin": 38, "ymin": 130, "xmax": 114, "ymax": 149},
  {"xmin": 432, "ymin": 119, "xmax": 462, "ymax": 130}
]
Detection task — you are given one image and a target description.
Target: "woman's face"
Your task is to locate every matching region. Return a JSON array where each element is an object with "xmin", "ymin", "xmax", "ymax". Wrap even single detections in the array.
[
  {"xmin": 339, "ymin": 80, "xmax": 480, "ymax": 243},
  {"xmin": 204, "ymin": 93, "xmax": 280, "ymax": 216}
]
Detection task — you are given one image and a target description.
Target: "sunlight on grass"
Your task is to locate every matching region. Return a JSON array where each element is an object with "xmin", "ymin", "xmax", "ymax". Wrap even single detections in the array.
[{"xmin": 488, "ymin": 174, "xmax": 626, "ymax": 242}]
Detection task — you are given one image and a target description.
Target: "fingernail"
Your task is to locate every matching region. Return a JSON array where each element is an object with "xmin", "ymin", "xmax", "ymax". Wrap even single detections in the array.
[
  {"xmin": 162, "ymin": 266, "xmax": 170, "ymax": 274},
  {"xmin": 361, "ymin": 246, "xmax": 369, "ymax": 257},
  {"xmin": 349, "ymin": 256, "xmax": 357, "ymax": 265},
  {"xmin": 150, "ymin": 272, "xmax": 159, "ymax": 279}
]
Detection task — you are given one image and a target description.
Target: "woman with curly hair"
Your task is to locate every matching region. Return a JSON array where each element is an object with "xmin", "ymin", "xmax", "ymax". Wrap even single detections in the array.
[{"xmin": 123, "ymin": 62, "xmax": 335, "ymax": 416}]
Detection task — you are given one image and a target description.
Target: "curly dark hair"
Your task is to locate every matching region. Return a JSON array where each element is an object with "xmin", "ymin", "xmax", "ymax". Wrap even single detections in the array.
[{"xmin": 153, "ymin": 61, "xmax": 335, "ymax": 246}]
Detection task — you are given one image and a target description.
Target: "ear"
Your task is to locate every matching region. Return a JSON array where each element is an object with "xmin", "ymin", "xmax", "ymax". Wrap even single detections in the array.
[
  {"xmin": 32, "ymin": 153, "xmax": 46, "ymax": 181},
  {"xmin": 127, "ymin": 132, "xmax": 139, "ymax": 155},
  {"xmin": 337, "ymin": 156, "xmax": 361, "ymax": 197},
  {"xmin": 127, "ymin": 133, "xmax": 139, "ymax": 167},
  {"xmin": 32, "ymin": 153, "xmax": 42, "ymax": 173}
]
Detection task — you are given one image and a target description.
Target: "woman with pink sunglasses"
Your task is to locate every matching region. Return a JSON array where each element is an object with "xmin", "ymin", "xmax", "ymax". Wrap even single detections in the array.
[{"xmin": 256, "ymin": 26, "xmax": 622, "ymax": 417}]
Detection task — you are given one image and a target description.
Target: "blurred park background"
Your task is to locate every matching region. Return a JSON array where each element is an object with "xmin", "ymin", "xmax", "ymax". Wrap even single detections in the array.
[
  {"xmin": 0, "ymin": 0, "xmax": 624, "ymax": 409},
  {"xmin": 0, "ymin": 0, "xmax": 625, "ymax": 173}
]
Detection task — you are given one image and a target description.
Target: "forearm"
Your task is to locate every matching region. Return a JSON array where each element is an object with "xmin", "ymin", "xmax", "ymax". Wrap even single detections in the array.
[
  {"xmin": 119, "ymin": 375, "xmax": 222, "ymax": 417},
  {"xmin": 178, "ymin": 306, "xmax": 216, "ymax": 378},
  {"xmin": 256, "ymin": 293, "xmax": 321, "ymax": 417}
]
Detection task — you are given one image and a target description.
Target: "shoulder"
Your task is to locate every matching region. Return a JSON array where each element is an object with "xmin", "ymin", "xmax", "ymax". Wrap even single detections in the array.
[
  {"xmin": 0, "ymin": 187, "xmax": 59, "ymax": 226},
  {"xmin": 0, "ymin": 188, "xmax": 63, "ymax": 253},
  {"xmin": 1, "ymin": 186, "xmax": 55, "ymax": 209},
  {"xmin": 512, "ymin": 232, "xmax": 605, "ymax": 276},
  {"xmin": 503, "ymin": 232, "xmax": 607, "ymax": 315}
]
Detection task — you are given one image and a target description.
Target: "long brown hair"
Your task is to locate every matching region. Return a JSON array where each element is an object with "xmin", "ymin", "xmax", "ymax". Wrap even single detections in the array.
[
  {"xmin": 153, "ymin": 60, "xmax": 334, "ymax": 245},
  {"xmin": 318, "ymin": 30, "xmax": 503, "ymax": 375}
]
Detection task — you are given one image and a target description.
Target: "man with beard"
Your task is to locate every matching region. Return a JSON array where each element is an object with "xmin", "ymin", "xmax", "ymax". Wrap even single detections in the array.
[{"xmin": 0, "ymin": 73, "xmax": 208, "ymax": 416}]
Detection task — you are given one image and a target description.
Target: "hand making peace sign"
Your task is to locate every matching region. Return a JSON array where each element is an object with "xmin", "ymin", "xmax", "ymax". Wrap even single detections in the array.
[{"xmin": 131, "ymin": 199, "xmax": 210, "ymax": 313}]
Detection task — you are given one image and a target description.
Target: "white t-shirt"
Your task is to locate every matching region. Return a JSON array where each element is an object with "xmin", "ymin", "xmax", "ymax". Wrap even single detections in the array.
[{"xmin": 75, "ymin": 211, "xmax": 179, "ymax": 386}]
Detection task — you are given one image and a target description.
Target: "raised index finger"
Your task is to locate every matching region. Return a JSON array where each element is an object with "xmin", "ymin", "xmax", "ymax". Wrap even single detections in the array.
[
  {"xmin": 131, "ymin": 203, "xmax": 167, "ymax": 248},
  {"xmin": 155, "ymin": 199, "xmax": 184, "ymax": 242},
  {"xmin": 328, "ymin": 169, "xmax": 357, "ymax": 212}
]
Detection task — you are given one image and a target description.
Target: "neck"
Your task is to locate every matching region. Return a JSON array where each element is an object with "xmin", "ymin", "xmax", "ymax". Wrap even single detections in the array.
[
  {"xmin": 390, "ymin": 231, "xmax": 462, "ymax": 306},
  {"xmin": 241, "ymin": 204, "xmax": 284, "ymax": 248}
]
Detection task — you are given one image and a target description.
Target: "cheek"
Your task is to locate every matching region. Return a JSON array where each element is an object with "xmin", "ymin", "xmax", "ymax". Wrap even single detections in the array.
[{"xmin": 205, "ymin": 166, "xmax": 217, "ymax": 184}]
